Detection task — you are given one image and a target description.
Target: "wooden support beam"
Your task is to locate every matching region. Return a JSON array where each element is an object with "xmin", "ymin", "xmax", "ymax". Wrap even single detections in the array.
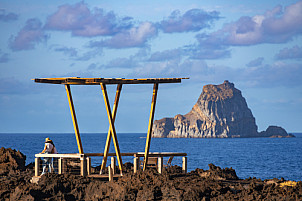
[
  {"xmin": 133, "ymin": 155, "xmax": 140, "ymax": 173},
  {"xmin": 158, "ymin": 157, "xmax": 163, "ymax": 174},
  {"xmin": 80, "ymin": 155, "xmax": 87, "ymax": 176},
  {"xmin": 101, "ymin": 83, "xmax": 123, "ymax": 173},
  {"xmin": 87, "ymin": 157, "xmax": 91, "ymax": 176},
  {"xmin": 34, "ymin": 77, "xmax": 188, "ymax": 85},
  {"xmin": 100, "ymin": 84, "xmax": 122, "ymax": 174},
  {"xmin": 108, "ymin": 166, "xmax": 113, "ymax": 181},
  {"xmin": 58, "ymin": 158, "xmax": 64, "ymax": 174},
  {"xmin": 65, "ymin": 84, "xmax": 83, "ymax": 154},
  {"xmin": 111, "ymin": 157, "xmax": 116, "ymax": 175},
  {"xmin": 182, "ymin": 156, "xmax": 187, "ymax": 173},
  {"xmin": 35, "ymin": 158, "xmax": 40, "ymax": 176},
  {"xmin": 143, "ymin": 83, "xmax": 158, "ymax": 171}
]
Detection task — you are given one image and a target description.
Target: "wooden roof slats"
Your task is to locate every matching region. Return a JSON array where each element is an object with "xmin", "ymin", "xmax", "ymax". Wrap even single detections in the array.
[{"xmin": 34, "ymin": 77, "xmax": 189, "ymax": 85}]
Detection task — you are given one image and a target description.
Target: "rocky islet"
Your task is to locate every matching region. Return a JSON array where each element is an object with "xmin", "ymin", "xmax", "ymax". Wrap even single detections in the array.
[{"xmin": 152, "ymin": 80, "xmax": 294, "ymax": 138}]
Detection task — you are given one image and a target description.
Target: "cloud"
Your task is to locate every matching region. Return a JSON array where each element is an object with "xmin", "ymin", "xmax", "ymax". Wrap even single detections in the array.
[
  {"xmin": 196, "ymin": 1, "xmax": 302, "ymax": 47},
  {"xmin": 91, "ymin": 22, "xmax": 157, "ymax": 48},
  {"xmin": 131, "ymin": 59, "xmax": 185, "ymax": 78},
  {"xmin": 0, "ymin": 50, "xmax": 9, "ymax": 63},
  {"xmin": 52, "ymin": 45, "xmax": 102, "ymax": 61},
  {"xmin": 0, "ymin": 9, "xmax": 18, "ymax": 22},
  {"xmin": 246, "ymin": 57, "xmax": 264, "ymax": 67},
  {"xmin": 130, "ymin": 56, "xmax": 302, "ymax": 88},
  {"xmin": 9, "ymin": 18, "xmax": 49, "ymax": 51},
  {"xmin": 186, "ymin": 44, "xmax": 231, "ymax": 60},
  {"xmin": 45, "ymin": 2, "xmax": 132, "ymax": 37},
  {"xmin": 0, "ymin": 77, "xmax": 36, "ymax": 94},
  {"xmin": 54, "ymin": 46, "xmax": 78, "ymax": 57},
  {"xmin": 275, "ymin": 45, "xmax": 302, "ymax": 60},
  {"xmin": 159, "ymin": 9, "xmax": 220, "ymax": 33},
  {"xmin": 148, "ymin": 49, "xmax": 182, "ymax": 61},
  {"xmin": 240, "ymin": 62, "xmax": 302, "ymax": 87},
  {"xmin": 103, "ymin": 57, "xmax": 137, "ymax": 69},
  {"xmin": 101, "ymin": 48, "xmax": 151, "ymax": 69}
]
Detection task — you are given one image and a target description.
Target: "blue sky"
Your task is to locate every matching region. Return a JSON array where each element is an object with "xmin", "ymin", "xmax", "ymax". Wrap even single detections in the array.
[{"xmin": 0, "ymin": 0, "xmax": 301, "ymax": 133}]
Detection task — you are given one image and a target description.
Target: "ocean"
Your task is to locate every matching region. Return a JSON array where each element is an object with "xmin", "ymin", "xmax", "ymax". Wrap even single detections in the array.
[{"xmin": 1, "ymin": 133, "xmax": 301, "ymax": 181}]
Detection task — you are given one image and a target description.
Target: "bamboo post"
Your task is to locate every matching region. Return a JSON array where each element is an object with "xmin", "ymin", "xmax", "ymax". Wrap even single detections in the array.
[
  {"xmin": 101, "ymin": 83, "xmax": 123, "ymax": 174},
  {"xmin": 134, "ymin": 155, "xmax": 140, "ymax": 173},
  {"xmin": 158, "ymin": 157, "xmax": 163, "ymax": 174},
  {"xmin": 182, "ymin": 156, "xmax": 187, "ymax": 173},
  {"xmin": 111, "ymin": 157, "xmax": 116, "ymax": 175},
  {"xmin": 87, "ymin": 157, "xmax": 91, "ymax": 175},
  {"xmin": 35, "ymin": 157, "xmax": 40, "ymax": 176},
  {"xmin": 143, "ymin": 83, "xmax": 158, "ymax": 171},
  {"xmin": 100, "ymin": 84, "xmax": 122, "ymax": 174},
  {"xmin": 108, "ymin": 166, "xmax": 113, "ymax": 181},
  {"xmin": 80, "ymin": 155, "xmax": 87, "ymax": 176},
  {"xmin": 58, "ymin": 158, "xmax": 65, "ymax": 174},
  {"xmin": 65, "ymin": 84, "xmax": 83, "ymax": 154},
  {"xmin": 58, "ymin": 158, "xmax": 62, "ymax": 174}
]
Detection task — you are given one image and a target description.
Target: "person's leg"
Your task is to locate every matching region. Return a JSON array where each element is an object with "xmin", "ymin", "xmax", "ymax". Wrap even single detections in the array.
[
  {"xmin": 47, "ymin": 158, "xmax": 52, "ymax": 173},
  {"xmin": 41, "ymin": 158, "xmax": 48, "ymax": 175}
]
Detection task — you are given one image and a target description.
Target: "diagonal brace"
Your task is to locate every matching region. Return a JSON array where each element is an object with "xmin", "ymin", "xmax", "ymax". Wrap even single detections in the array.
[
  {"xmin": 100, "ymin": 84, "xmax": 122, "ymax": 174},
  {"xmin": 100, "ymin": 83, "xmax": 123, "ymax": 173},
  {"xmin": 143, "ymin": 83, "xmax": 158, "ymax": 170},
  {"xmin": 65, "ymin": 84, "xmax": 83, "ymax": 154}
]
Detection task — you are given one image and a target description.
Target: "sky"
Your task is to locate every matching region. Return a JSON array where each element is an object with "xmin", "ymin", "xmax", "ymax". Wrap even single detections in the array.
[{"xmin": 0, "ymin": 0, "xmax": 302, "ymax": 133}]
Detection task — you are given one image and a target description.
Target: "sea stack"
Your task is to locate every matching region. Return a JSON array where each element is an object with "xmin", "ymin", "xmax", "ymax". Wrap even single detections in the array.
[{"xmin": 152, "ymin": 80, "xmax": 291, "ymax": 138}]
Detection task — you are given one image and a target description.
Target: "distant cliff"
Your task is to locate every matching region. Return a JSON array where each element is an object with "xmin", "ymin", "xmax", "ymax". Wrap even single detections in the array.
[{"xmin": 152, "ymin": 81, "xmax": 294, "ymax": 138}]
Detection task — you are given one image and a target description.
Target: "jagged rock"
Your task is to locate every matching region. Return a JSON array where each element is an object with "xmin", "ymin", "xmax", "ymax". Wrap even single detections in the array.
[
  {"xmin": 152, "ymin": 81, "xmax": 293, "ymax": 138},
  {"xmin": 0, "ymin": 149, "xmax": 301, "ymax": 200},
  {"xmin": 0, "ymin": 147, "xmax": 26, "ymax": 176}
]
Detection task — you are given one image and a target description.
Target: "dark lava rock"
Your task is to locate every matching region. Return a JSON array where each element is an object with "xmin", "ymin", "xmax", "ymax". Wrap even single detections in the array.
[
  {"xmin": 1, "ymin": 148, "xmax": 301, "ymax": 200},
  {"xmin": 0, "ymin": 147, "xmax": 26, "ymax": 176}
]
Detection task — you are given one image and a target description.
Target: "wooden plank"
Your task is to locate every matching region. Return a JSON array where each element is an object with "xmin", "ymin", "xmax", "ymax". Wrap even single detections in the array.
[
  {"xmin": 136, "ymin": 152, "xmax": 187, "ymax": 157},
  {"xmin": 65, "ymin": 84, "xmax": 83, "ymax": 154},
  {"xmin": 34, "ymin": 77, "xmax": 189, "ymax": 85},
  {"xmin": 100, "ymin": 84, "xmax": 122, "ymax": 174},
  {"xmin": 101, "ymin": 83, "xmax": 123, "ymax": 173},
  {"xmin": 35, "ymin": 153, "xmax": 83, "ymax": 158},
  {"xmin": 143, "ymin": 83, "xmax": 158, "ymax": 171},
  {"xmin": 35, "ymin": 152, "xmax": 186, "ymax": 158},
  {"xmin": 85, "ymin": 152, "xmax": 136, "ymax": 157}
]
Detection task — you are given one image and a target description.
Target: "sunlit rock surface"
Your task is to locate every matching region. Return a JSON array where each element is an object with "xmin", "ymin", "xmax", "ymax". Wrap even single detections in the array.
[{"xmin": 152, "ymin": 81, "xmax": 292, "ymax": 138}]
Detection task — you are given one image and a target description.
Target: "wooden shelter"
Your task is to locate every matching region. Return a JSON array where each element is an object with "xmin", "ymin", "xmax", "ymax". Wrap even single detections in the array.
[{"xmin": 34, "ymin": 77, "xmax": 188, "ymax": 174}]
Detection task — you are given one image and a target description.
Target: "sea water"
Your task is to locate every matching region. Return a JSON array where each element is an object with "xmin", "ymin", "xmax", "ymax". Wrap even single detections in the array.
[{"xmin": 0, "ymin": 133, "xmax": 301, "ymax": 181}]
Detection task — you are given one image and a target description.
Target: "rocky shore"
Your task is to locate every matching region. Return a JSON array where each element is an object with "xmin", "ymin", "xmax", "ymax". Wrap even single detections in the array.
[{"xmin": 1, "ymin": 147, "xmax": 301, "ymax": 200}]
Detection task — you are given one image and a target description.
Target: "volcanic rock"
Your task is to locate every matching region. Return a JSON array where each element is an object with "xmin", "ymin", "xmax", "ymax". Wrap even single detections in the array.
[
  {"xmin": 1, "ymin": 148, "xmax": 301, "ymax": 200},
  {"xmin": 0, "ymin": 147, "xmax": 26, "ymax": 176},
  {"xmin": 260, "ymin": 126, "xmax": 295, "ymax": 138},
  {"xmin": 152, "ymin": 81, "xmax": 291, "ymax": 138}
]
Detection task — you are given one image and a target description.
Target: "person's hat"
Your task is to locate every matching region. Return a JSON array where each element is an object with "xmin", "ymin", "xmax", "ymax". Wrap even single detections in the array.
[{"xmin": 45, "ymin": 137, "xmax": 51, "ymax": 143}]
